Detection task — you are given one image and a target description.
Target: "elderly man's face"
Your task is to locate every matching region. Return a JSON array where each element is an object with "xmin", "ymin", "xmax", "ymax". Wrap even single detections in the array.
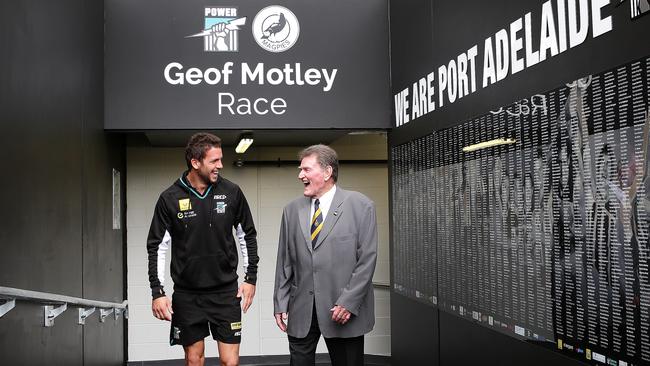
[{"xmin": 298, "ymin": 154, "xmax": 333, "ymax": 198}]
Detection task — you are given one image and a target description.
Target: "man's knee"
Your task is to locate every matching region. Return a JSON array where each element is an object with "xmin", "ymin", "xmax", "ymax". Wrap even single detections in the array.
[
  {"xmin": 184, "ymin": 342, "xmax": 205, "ymax": 366},
  {"xmin": 219, "ymin": 354, "xmax": 239, "ymax": 366},
  {"xmin": 185, "ymin": 353, "xmax": 205, "ymax": 366},
  {"xmin": 217, "ymin": 340, "xmax": 240, "ymax": 366}
]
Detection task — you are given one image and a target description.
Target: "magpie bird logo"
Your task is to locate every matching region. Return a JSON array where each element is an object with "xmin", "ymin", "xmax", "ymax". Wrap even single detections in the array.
[
  {"xmin": 186, "ymin": 7, "xmax": 246, "ymax": 52},
  {"xmin": 252, "ymin": 6, "xmax": 299, "ymax": 53},
  {"xmin": 261, "ymin": 13, "xmax": 286, "ymax": 40}
]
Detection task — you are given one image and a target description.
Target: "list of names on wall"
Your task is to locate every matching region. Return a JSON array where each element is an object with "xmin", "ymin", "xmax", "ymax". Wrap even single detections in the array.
[{"xmin": 391, "ymin": 57, "xmax": 650, "ymax": 365}]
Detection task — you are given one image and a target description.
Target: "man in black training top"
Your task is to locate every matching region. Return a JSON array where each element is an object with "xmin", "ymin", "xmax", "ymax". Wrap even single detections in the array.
[{"xmin": 147, "ymin": 133, "xmax": 258, "ymax": 366}]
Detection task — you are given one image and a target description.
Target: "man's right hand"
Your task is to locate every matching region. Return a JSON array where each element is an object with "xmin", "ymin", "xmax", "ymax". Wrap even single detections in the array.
[
  {"xmin": 152, "ymin": 296, "xmax": 173, "ymax": 321},
  {"xmin": 274, "ymin": 312, "xmax": 288, "ymax": 332}
]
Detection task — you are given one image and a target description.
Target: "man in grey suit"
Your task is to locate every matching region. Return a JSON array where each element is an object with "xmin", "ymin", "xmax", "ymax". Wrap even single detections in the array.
[{"xmin": 274, "ymin": 144, "xmax": 378, "ymax": 366}]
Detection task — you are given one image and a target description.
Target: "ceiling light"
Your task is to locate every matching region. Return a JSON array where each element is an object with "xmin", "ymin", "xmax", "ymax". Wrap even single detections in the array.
[
  {"xmin": 462, "ymin": 138, "xmax": 516, "ymax": 152},
  {"xmin": 347, "ymin": 130, "xmax": 387, "ymax": 135},
  {"xmin": 235, "ymin": 136, "xmax": 254, "ymax": 154}
]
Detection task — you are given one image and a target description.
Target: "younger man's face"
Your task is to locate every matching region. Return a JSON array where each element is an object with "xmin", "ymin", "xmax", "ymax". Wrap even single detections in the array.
[{"xmin": 194, "ymin": 146, "xmax": 223, "ymax": 184}]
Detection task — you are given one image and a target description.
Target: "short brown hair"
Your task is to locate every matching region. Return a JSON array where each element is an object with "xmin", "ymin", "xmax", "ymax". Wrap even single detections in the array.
[
  {"xmin": 185, "ymin": 133, "xmax": 222, "ymax": 169},
  {"xmin": 298, "ymin": 144, "xmax": 339, "ymax": 182}
]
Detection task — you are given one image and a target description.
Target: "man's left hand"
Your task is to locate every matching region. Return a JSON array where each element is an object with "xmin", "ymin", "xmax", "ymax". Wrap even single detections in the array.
[
  {"xmin": 330, "ymin": 305, "xmax": 352, "ymax": 325},
  {"xmin": 237, "ymin": 282, "xmax": 256, "ymax": 313}
]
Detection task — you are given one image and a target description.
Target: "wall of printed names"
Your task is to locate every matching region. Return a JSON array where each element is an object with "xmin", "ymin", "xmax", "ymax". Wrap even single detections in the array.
[{"xmin": 392, "ymin": 56, "xmax": 650, "ymax": 365}]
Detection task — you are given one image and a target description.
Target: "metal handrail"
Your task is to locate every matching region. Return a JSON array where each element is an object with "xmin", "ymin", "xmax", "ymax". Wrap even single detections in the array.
[
  {"xmin": 0, "ymin": 286, "xmax": 127, "ymax": 326},
  {"xmin": 0, "ymin": 286, "xmax": 127, "ymax": 309}
]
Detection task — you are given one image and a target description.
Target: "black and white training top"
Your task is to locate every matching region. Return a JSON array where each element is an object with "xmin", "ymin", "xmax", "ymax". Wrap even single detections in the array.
[{"xmin": 147, "ymin": 171, "xmax": 258, "ymax": 299}]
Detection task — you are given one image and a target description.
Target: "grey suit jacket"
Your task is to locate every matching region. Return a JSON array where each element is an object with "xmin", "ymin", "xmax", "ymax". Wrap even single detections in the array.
[{"xmin": 273, "ymin": 186, "xmax": 378, "ymax": 338}]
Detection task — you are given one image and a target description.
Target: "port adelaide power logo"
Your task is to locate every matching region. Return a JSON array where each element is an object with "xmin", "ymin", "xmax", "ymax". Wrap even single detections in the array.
[
  {"xmin": 186, "ymin": 7, "xmax": 246, "ymax": 52},
  {"xmin": 252, "ymin": 6, "xmax": 300, "ymax": 53}
]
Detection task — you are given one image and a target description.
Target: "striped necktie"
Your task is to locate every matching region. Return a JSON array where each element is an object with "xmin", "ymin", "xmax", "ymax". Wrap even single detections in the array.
[{"xmin": 311, "ymin": 199, "xmax": 323, "ymax": 247}]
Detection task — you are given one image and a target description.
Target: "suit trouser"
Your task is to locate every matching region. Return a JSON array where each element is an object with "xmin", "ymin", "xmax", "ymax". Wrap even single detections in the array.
[{"xmin": 288, "ymin": 302, "xmax": 364, "ymax": 366}]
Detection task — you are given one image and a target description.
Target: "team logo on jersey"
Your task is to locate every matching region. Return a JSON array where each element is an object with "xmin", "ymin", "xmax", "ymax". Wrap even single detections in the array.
[
  {"xmin": 178, "ymin": 198, "xmax": 192, "ymax": 211},
  {"xmin": 215, "ymin": 201, "xmax": 227, "ymax": 214},
  {"xmin": 186, "ymin": 7, "xmax": 246, "ymax": 52},
  {"xmin": 252, "ymin": 5, "xmax": 299, "ymax": 52}
]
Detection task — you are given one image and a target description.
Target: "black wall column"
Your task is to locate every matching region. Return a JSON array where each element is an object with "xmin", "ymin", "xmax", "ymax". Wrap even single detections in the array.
[{"xmin": 0, "ymin": 1, "xmax": 126, "ymax": 365}]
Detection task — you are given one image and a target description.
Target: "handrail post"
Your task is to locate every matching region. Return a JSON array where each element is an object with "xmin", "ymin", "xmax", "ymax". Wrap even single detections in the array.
[
  {"xmin": 100, "ymin": 308, "xmax": 114, "ymax": 323},
  {"xmin": 0, "ymin": 299, "xmax": 16, "ymax": 318},
  {"xmin": 44, "ymin": 304, "xmax": 68, "ymax": 327},
  {"xmin": 78, "ymin": 307, "xmax": 96, "ymax": 325},
  {"xmin": 114, "ymin": 307, "xmax": 127, "ymax": 320}
]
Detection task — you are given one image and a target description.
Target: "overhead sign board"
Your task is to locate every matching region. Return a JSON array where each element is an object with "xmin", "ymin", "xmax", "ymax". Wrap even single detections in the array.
[{"xmin": 105, "ymin": 0, "xmax": 390, "ymax": 130}]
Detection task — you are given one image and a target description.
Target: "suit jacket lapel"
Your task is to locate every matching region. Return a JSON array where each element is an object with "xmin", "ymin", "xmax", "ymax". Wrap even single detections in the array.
[
  {"xmin": 313, "ymin": 188, "xmax": 347, "ymax": 250},
  {"xmin": 298, "ymin": 197, "xmax": 312, "ymax": 251}
]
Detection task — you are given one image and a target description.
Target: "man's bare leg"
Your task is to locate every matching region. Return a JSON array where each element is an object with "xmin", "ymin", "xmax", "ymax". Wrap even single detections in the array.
[
  {"xmin": 217, "ymin": 341, "xmax": 240, "ymax": 366},
  {"xmin": 184, "ymin": 340, "xmax": 205, "ymax": 366}
]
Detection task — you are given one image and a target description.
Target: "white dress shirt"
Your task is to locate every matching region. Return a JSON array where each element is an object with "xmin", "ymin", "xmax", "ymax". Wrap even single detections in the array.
[{"xmin": 310, "ymin": 184, "xmax": 337, "ymax": 224}]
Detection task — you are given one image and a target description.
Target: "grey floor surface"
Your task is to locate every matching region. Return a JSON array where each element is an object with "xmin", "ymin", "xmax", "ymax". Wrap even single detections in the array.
[{"xmin": 127, "ymin": 354, "xmax": 391, "ymax": 366}]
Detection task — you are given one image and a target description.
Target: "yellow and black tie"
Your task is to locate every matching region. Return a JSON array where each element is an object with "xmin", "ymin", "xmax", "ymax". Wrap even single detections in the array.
[{"xmin": 311, "ymin": 199, "xmax": 323, "ymax": 248}]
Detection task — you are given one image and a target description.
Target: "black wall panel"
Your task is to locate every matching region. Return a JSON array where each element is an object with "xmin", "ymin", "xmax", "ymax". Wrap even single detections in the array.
[
  {"xmin": 0, "ymin": 1, "xmax": 126, "ymax": 365},
  {"xmin": 82, "ymin": 129, "xmax": 126, "ymax": 366},
  {"xmin": 0, "ymin": 0, "xmax": 85, "ymax": 296},
  {"xmin": 389, "ymin": 0, "xmax": 434, "ymax": 98},
  {"xmin": 438, "ymin": 310, "xmax": 586, "ymax": 366},
  {"xmin": 80, "ymin": 1, "xmax": 127, "ymax": 364},
  {"xmin": 0, "ymin": 303, "xmax": 83, "ymax": 365},
  {"xmin": 389, "ymin": 0, "xmax": 650, "ymax": 365},
  {"xmin": 391, "ymin": 294, "xmax": 439, "ymax": 366}
]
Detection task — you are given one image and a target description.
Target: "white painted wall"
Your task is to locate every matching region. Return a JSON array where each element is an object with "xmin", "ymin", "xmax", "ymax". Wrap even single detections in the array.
[{"xmin": 126, "ymin": 135, "xmax": 390, "ymax": 361}]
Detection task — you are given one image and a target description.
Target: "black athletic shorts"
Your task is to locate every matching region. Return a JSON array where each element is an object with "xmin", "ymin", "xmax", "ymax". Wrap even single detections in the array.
[{"xmin": 169, "ymin": 290, "xmax": 242, "ymax": 346}]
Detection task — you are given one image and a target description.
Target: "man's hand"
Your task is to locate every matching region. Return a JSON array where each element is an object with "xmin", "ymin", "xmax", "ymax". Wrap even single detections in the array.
[
  {"xmin": 237, "ymin": 282, "xmax": 256, "ymax": 313},
  {"xmin": 152, "ymin": 296, "xmax": 173, "ymax": 321},
  {"xmin": 274, "ymin": 312, "xmax": 288, "ymax": 332},
  {"xmin": 330, "ymin": 305, "xmax": 352, "ymax": 325}
]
